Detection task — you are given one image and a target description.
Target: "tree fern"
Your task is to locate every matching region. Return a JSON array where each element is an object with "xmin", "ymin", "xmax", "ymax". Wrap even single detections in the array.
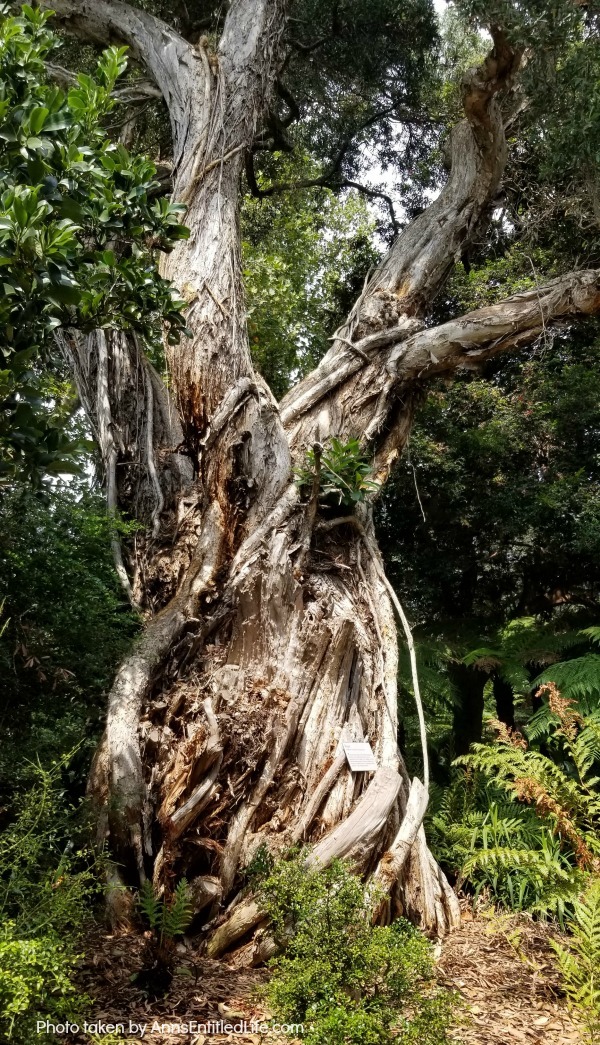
[
  {"xmin": 534, "ymin": 655, "xmax": 600, "ymax": 704},
  {"xmin": 464, "ymin": 616, "xmax": 586, "ymax": 693}
]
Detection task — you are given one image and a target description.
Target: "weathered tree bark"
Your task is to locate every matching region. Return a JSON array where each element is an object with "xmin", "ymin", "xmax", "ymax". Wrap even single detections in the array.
[{"xmin": 44, "ymin": 0, "xmax": 600, "ymax": 954}]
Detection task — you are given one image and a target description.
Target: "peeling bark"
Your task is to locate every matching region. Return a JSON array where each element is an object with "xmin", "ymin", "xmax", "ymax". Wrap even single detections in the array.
[{"xmin": 46, "ymin": 0, "xmax": 600, "ymax": 954}]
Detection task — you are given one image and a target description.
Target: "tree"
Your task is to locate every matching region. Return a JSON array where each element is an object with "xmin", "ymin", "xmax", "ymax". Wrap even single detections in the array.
[{"xmin": 34, "ymin": 0, "xmax": 600, "ymax": 953}]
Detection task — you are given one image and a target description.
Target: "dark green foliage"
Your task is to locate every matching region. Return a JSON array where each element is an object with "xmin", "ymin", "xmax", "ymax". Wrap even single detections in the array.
[
  {"xmin": 378, "ymin": 324, "xmax": 600, "ymax": 627},
  {"xmin": 0, "ymin": 485, "xmax": 138, "ymax": 801},
  {"xmin": 0, "ymin": 6, "xmax": 188, "ymax": 484},
  {"xmin": 295, "ymin": 437, "xmax": 377, "ymax": 508},
  {"xmin": 0, "ymin": 482, "xmax": 136, "ymax": 1035},
  {"xmin": 430, "ymin": 688, "xmax": 600, "ymax": 921},
  {"xmin": 258, "ymin": 855, "xmax": 456, "ymax": 1045},
  {"xmin": 251, "ymin": 0, "xmax": 441, "ymax": 235}
]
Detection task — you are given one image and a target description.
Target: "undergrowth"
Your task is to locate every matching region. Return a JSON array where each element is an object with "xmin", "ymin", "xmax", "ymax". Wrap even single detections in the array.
[
  {"xmin": 0, "ymin": 756, "xmax": 96, "ymax": 1043},
  {"xmin": 551, "ymin": 878, "xmax": 600, "ymax": 1044},
  {"xmin": 430, "ymin": 683, "xmax": 600, "ymax": 921},
  {"xmin": 256, "ymin": 853, "xmax": 456, "ymax": 1045},
  {"xmin": 135, "ymin": 880, "xmax": 193, "ymax": 997}
]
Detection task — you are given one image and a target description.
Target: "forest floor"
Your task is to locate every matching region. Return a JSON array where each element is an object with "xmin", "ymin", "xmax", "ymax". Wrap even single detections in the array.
[
  {"xmin": 438, "ymin": 906, "xmax": 583, "ymax": 1044},
  {"xmin": 71, "ymin": 906, "xmax": 584, "ymax": 1045}
]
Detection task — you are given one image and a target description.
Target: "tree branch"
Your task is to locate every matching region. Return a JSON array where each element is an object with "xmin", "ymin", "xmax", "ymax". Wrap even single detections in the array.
[
  {"xmin": 281, "ymin": 270, "xmax": 600, "ymax": 434},
  {"xmin": 342, "ymin": 180, "xmax": 399, "ymax": 235},
  {"xmin": 41, "ymin": 0, "xmax": 208, "ymax": 179},
  {"xmin": 281, "ymin": 30, "xmax": 522, "ymax": 450},
  {"xmin": 42, "ymin": 0, "xmax": 191, "ymax": 89},
  {"xmin": 393, "ymin": 269, "xmax": 600, "ymax": 379}
]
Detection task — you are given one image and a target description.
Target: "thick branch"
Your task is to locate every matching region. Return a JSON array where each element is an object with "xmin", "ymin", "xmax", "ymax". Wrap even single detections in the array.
[
  {"xmin": 41, "ymin": 0, "xmax": 208, "ymax": 181},
  {"xmin": 42, "ymin": 0, "xmax": 190, "ymax": 89},
  {"xmin": 392, "ymin": 269, "xmax": 600, "ymax": 379},
  {"xmin": 281, "ymin": 269, "xmax": 600, "ymax": 438},
  {"xmin": 280, "ymin": 30, "xmax": 522, "ymax": 452}
]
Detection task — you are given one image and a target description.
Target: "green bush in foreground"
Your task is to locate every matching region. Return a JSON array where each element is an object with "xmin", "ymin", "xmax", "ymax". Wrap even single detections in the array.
[
  {"xmin": 0, "ymin": 923, "xmax": 83, "ymax": 1042},
  {"xmin": 257, "ymin": 855, "xmax": 455, "ymax": 1045}
]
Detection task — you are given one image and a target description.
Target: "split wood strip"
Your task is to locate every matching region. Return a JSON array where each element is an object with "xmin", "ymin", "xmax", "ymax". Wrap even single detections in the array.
[{"xmin": 307, "ymin": 766, "xmax": 402, "ymax": 868}]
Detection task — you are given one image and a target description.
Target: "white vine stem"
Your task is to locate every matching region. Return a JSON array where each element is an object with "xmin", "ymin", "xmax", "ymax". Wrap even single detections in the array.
[
  {"xmin": 316, "ymin": 515, "xmax": 431, "ymax": 794},
  {"xmin": 380, "ymin": 573, "xmax": 430, "ymax": 792}
]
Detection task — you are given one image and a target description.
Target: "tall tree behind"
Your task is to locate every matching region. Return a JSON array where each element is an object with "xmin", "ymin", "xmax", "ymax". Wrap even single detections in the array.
[{"xmin": 37, "ymin": 0, "xmax": 600, "ymax": 953}]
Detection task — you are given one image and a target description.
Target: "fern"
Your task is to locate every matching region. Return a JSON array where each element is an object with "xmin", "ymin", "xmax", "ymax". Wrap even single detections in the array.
[
  {"xmin": 137, "ymin": 879, "xmax": 193, "ymax": 944},
  {"xmin": 138, "ymin": 880, "xmax": 161, "ymax": 931},
  {"xmin": 428, "ymin": 774, "xmax": 579, "ymax": 918},
  {"xmin": 135, "ymin": 878, "xmax": 193, "ymax": 994},
  {"xmin": 160, "ymin": 879, "xmax": 193, "ymax": 941},
  {"xmin": 534, "ymin": 655, "xmax": 600, "ymax": 704},
  {"xmin": 464, "ymin": 617, "xmax": 587, "ymax": 694},
  {"xmin": 551, "ymin": 879, "xmax": 600, "ymax": 1043},
  {"xmin": 432, "ymin": 692, "xmax": 600, "ymax": 920}
]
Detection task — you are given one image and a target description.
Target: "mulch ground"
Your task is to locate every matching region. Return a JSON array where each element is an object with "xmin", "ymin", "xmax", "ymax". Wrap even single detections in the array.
[
  {"xmin": 70, "ymin": 928, "xmax": 291, "ymax": 1044},
  {"xmin": 438, "ymin": 906, "xmax": 584, "ymax": 1044},
  {"xmin": 62, "ymin": 907, "xmax": 584, "ymax": 1044}
]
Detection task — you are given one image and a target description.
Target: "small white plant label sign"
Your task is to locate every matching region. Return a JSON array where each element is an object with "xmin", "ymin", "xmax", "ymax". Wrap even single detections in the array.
[{"xmin": 343, "ymin": 741, "xmax": 377, "ymax": 772}]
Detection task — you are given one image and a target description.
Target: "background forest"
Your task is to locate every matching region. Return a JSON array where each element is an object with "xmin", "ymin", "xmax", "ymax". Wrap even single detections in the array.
[{"xmin": 1, "ymin": 0, "xmax": 600, "ymax": 1042}]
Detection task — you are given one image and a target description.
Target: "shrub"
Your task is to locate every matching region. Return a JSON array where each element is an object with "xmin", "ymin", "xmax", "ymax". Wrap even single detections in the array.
[
  {"xmin": 0, "ymin": 485, "xmax": 139, "ymax": 802},
  {"xmin": 257, "ymin": 854, "xmax": 455, "ymax": 1045},
  {"xmin": 0, "ymin": 922, "xmax": 84, "ymax": 1043}
]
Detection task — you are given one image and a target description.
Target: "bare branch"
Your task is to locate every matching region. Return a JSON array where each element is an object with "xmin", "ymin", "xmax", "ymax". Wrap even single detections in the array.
[
  {"xmin": 342, "ymin": 180, "xmax": 399, "ymax": 235},
  {"xmin": 281, "ymin": 270, "xmax": 600, "ymax": 436},
  {"xmin": 394, "ymin": 269, "xmax": 600, "ymax": 379},
  {"xmin": 276, "ymin": 79, "xmax": 301, "ymax": 128},
  {"xmin": 281, "ymin": 31, "xmax": 523, "ymax": 451},
  {"xmin": 287, "ymin": 34, "xmax": 330, "ymax": 53}
]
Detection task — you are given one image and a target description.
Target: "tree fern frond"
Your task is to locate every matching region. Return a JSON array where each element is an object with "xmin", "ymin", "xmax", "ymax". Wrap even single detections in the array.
[
  {"xmin": 534, "ymin": 655, "xmax": 600, "ymax": 703},
  {"xmin": 581, "ymin": 627, "xmax": 600, "ymax": 648}
]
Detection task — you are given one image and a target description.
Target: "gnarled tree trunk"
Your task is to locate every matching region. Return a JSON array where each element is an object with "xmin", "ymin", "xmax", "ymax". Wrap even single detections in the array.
[{"xmin": 45, "ymin": 0, "xmax": 600, "ymax": 957}]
